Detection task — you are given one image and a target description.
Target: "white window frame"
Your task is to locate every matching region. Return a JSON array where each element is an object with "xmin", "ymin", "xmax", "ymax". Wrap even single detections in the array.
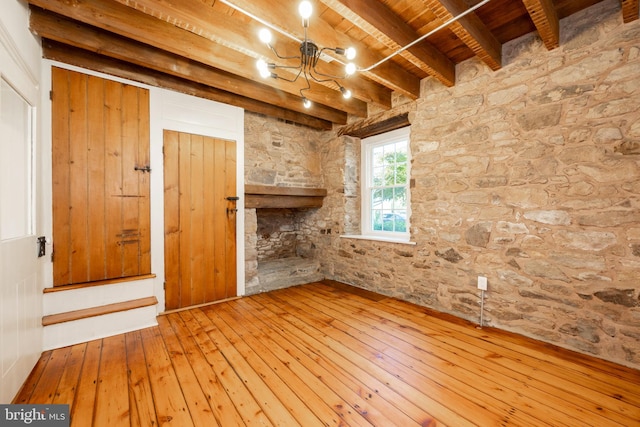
[{"xmin": 359, "ymin": 126, "xmax": 411, "ymax": 243}]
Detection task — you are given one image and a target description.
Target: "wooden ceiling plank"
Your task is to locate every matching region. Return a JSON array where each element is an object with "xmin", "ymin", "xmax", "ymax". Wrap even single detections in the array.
[
  {"xmin": 621, "ymin": 0, "xmax": 639, "ymax": 23},
  {"xmin": 521, "ymin": 0, "xmax": 560, "ymax": 50},
  {"xmin": 420, "ymin": 0, "xmax": 502, "ymax": 71},
  {"xmin": 29, "ymin": 8, "xmax": 347, "ymax": 124},
  {"xmin": 321, "ymin": 0, "xmax": 455, "ymax": 86},
  {"xmin": 219, "ymin": 0, "xmax": 422, "ymax": 98},
  {"xmin": 27, "ymin": 0, "xmax": 368, "ymax": 117},
  {"xmin": 42, "ymin": 40, "xmax": 336, "ymax": 130},
  {"xmin": 111, "ymin": 0, "xmax": 392, "ymax": 108}
]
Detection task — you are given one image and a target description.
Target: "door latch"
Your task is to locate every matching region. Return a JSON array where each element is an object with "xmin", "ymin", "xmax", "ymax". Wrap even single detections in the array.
[
  {"xmin": 226, "ymin": 196, "xmax": 240, "ymax": 201},
  {"xmin": 134, "ymin": 165, "xmax": 152, "ymax": 173}
]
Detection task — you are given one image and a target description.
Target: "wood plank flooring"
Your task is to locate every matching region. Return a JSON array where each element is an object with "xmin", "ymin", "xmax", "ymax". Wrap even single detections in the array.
[{"xmin": 14, "ymin": 281, "xmax": 640, "ymax": 426}]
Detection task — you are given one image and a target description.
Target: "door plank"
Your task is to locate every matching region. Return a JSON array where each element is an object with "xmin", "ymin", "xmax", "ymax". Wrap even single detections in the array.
[
  {"xmin": 137, "ymin": 88, "xmax": 151, "ymax": 273},
  {"xmin": 224, "ymin": 139, "xmax": 237, "ymax": 299},
  {"xmin": 121, "ymin": 84, "xmax": 142, "ymax": 277},
  {"xmin": 189, "ymin": 135, "xmax": 205, "ymax": 305},
  {"xmin": 51, "ymin": 67, "xmax": 71, "ymax": 286},
  {"xmin": 87, "ymin": 75, "xmax": 107, "ymax": 281},
  {"xmin": 178, "ymin": 132, "xmax": 192, "ymax": 308},
  {"xmin": 163, "ymin": 130, "xmax": 181, "ymax": 310},
  {"xmin": 69, "ymin": 72, "xmax": 90, "ymax": 283},
  {"xmin": 202, "ymin": 139, "xmax": 216, "ymax": 303},
  {"xmin": 104, "ymin": 79, "xmax": 124, "ymax": 279},
  {"xmin": 212, "ymin": 137, "xmax": 226, "ymax": 301}
]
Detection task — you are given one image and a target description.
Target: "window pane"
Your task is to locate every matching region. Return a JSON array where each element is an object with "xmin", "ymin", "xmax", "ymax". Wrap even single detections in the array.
[
  {"xmin": 394, "ymin": 187, "xmax": 407, "ymax": 209},
  {"xmin": 372, "ymin": 189, "xmax": 383, "ymax": 209},
  {"xmin": 372, "ymin": 166, "xmax": 385, "ymax": 186},
  {"xmin": 372, "ymin": 210, "xmax": 383, "ymax": 231}
]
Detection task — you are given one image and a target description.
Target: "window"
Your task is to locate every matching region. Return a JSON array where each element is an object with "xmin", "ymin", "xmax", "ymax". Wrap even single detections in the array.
[{"xmin": 361, "ymin": 127, "xmax": 410, "ymax": 242}]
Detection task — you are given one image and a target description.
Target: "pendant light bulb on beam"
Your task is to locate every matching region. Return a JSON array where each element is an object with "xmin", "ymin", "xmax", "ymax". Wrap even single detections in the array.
[{"xmin": 254, "ymin": 1, "xmax": 356, "ymax": 110}]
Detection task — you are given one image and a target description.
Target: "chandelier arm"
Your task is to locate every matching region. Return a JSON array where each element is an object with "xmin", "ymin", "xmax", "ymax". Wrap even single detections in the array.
[
  {"xmin": 273, "ymin": 67, "xmax": 304, "ymax": 83},
  {"xmin": 308, "ymin": 67, "xmax": 345, "ymax": 82},
  {"xmin": 268, "ymin": 45, "xmax": 301, "ymax": 61}
]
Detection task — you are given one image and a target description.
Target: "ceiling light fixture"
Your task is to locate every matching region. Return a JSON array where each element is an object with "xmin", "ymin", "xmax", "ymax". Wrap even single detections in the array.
[{"xmin": 255, "ymin": 0, "xmax": 356, "ymax": 109}]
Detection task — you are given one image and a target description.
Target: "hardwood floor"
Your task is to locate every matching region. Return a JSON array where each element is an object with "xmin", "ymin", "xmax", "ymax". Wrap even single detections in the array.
[{"xmin": 14, "ymin": 281, "xmax": 640, "ymax": 426}]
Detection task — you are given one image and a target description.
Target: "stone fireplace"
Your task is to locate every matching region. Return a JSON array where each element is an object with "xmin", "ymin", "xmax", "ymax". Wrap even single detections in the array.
[{"xmin": 244, "ymin": 185, "xmax": 326, "ymax": 294}]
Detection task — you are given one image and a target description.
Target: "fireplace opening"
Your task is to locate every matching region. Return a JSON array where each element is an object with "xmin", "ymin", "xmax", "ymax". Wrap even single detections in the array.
[{"xmin": 253, "ymin": 208, "xmax": 322, "ymax": 291}]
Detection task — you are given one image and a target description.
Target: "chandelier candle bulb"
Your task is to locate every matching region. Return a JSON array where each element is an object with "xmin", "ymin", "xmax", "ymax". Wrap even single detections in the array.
[
  {"xmin": 299, "ymin": 1, "xmax": 313, "ymax": 19},
  {"xmin": 258, "ymin": 28, "xmax": 272, "ymax": 44}
]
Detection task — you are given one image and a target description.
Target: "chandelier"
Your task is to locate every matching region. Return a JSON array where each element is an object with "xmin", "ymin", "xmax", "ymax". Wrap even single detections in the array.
[{"xmin": 255, "ymin": 1, "xmax": 357, "ymax": 109}]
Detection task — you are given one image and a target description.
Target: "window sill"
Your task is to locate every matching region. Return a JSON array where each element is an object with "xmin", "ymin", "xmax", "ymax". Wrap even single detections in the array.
[{"xmin": 340, "ymin": 234, "xmax": 416, "ymax": 245}]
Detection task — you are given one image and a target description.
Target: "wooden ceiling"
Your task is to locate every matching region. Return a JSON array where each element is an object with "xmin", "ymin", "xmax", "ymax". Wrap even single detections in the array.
[{"xmin": 28, "ymin": 0, "xmax": 638, "ymax": 130}]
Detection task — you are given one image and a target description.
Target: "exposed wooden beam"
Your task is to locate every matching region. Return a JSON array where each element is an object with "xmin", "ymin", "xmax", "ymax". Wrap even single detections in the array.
[
  {"xmin": 218, "ymin": 0, "xmax": 422, "ymax": 98},
  {"xmin": 322, "ymin": 0, "xmax": 455, "ymax": 86},
  {"xmin": 111, "ymin": 0, "xmax": 392, "ymax": 109},
  {"xmin": 29, "ymin": 8, "xmax": 346, "ymax": 125},
  {"xmin": 621, "ymin": 0, "xmax": 639, "ymax": 23},
  {"xmin": 42, "ymin": 40, "xmax": 336, "ymax": 130},
  {"xmin": 27, "ymin": 0, "xmax": 368, "ymax": 117},
  {"xmin": 522, "ymin": 0, "xmax": 560, "ymax": 50},
  {"xmin": 419, "ymin": 0, "xmax": 502, "ymax": 70}
]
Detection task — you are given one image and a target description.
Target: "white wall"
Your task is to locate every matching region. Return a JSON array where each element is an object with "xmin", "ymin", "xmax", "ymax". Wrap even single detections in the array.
[{"xmin": 0, "ymin": 0, "xmax": 44, "ymax": 403}]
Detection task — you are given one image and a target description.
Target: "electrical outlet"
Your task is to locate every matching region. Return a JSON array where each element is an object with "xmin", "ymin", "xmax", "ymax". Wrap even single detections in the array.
[{"xmin": 477, "ymin": 276, "xmax": 487, "ymax": 291}]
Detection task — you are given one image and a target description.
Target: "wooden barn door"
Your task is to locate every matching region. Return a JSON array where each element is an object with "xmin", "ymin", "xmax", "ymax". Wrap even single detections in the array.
[
  {"xmin": 163, "ymin": 130, "xmax": 237, "ymax": 310},
  {"xmin": 51, "ymin": 67, "xmax": 151, "ymax": 286}
]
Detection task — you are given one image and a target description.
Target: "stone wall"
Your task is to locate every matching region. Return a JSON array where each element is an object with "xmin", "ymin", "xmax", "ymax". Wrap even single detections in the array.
[{"xmin": 317, "ymin": 0, "xmax": 640, "ymax": 368}]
